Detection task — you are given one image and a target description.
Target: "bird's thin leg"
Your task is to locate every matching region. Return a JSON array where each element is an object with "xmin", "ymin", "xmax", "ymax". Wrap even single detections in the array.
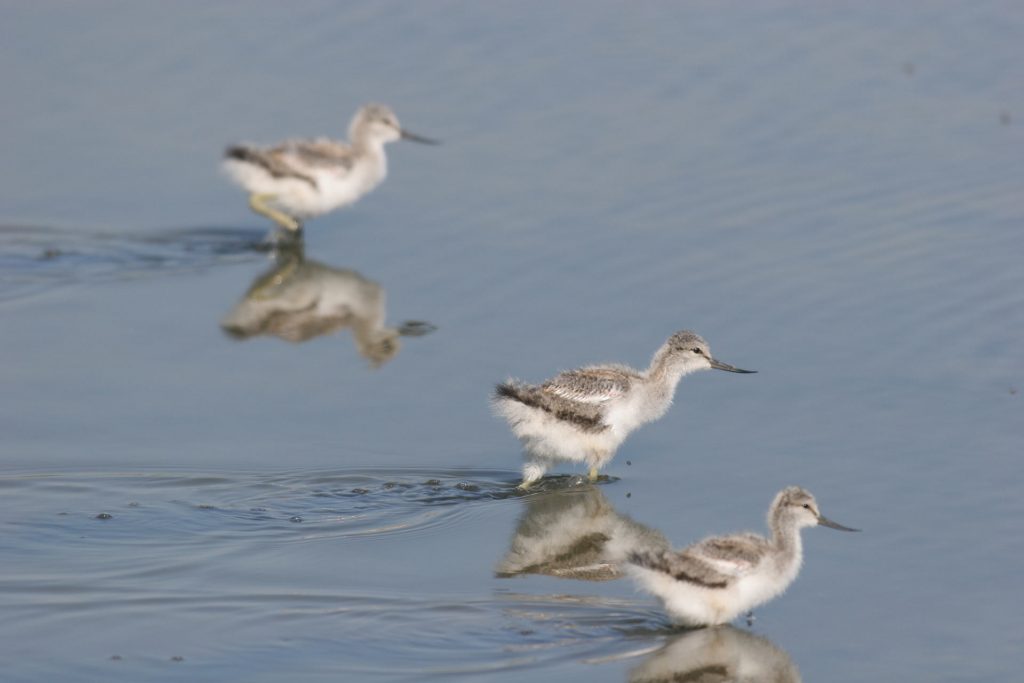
[
  {"xmin": 588, "ymin": 466, "xmax": 599, "ymax": 482},
  {"xmin": 519, "ymin": 462, "xmax": 545, "ymax": 490},
  {"xmin": 249, "ymin": 193, "xmax": 302, "ymax": 232}
]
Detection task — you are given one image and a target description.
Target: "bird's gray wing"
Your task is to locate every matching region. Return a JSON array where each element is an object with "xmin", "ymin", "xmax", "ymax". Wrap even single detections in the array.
[
  {"xmin": 688, "ymin": 535, "xmax": 766, "ymax": 576},
  {"xmin": 273, "ymin": 138, "xmax": 356, "ymax": 171},
  {"xmin": 225, "ymin": 143, "xmax": 319, "ymax": 187},
  {"xmin": 494, "ymin": 381, "xmax": 607, "ymax": 433},
  {"xmin": 628, "ymin": 548, "xmax": 734, "ymax": 588},
  {"xmin": 542, "ymin": 367, "xmax": 632, "ymax": 404}
]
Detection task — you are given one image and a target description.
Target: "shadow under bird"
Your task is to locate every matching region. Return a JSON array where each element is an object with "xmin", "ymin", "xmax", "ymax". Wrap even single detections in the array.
[
  {"xmin": 627, "ymin": 486, "xmax": 858, "ymax": 627},
  {"xmin": 220, "ymin": 245, "xmax": 435, "ymax": 367},
  {"xmin": 492, "ymin": 330, "xmax": 755, "ymax": 488},
  {"xmin": 495, "ymin": 485, "xmax": 670, "ymax": 581},
  {"xmin": 627, "ymin": 625, "xmax": 801, "ymax": 683},
  {"xmin": 222, "ymin": 103, "xmax": 438, "ymax": 232}
]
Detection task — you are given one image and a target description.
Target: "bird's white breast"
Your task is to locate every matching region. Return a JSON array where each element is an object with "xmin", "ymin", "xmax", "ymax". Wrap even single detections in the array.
[{"xmin": 311, "ymin": 157, "xmax": 387, "ymax": 214}]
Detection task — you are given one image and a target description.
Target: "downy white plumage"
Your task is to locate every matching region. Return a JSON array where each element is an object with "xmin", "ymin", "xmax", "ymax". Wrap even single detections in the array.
[
  {"xmin": 493, "ymin": 331, "xmax": 755, "ymax": 488},
  {"xmin": 627, "ymin": 486, "xmax": 858, "ymax": 627},
  {"xmin": 223, "ymin": 103, "xmax": 437, "ymax": 232}
]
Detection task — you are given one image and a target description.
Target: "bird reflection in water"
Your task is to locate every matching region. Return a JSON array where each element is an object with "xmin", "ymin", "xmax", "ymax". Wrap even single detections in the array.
[
  {"xmin": 495, "ymin": 485, "xmax": 668, "ymax": 581},
  {"xmin": 221, "ymin": 242, "xmax": 435, "ymax": 367},
  {"xmin": 628, "ymin": 626, "xmax": 800, "ymax": 683}
]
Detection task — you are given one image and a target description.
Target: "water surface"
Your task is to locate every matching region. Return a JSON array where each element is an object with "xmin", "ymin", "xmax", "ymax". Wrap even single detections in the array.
[{"xmin": 1, "ymin": 2, "xmax": 1022, "ymax": 681}]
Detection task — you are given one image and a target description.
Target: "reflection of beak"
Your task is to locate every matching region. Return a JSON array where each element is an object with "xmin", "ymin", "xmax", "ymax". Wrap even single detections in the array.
[
  {"xmin": 817, "ymin": 515, "xmax": 860, "ymax": 532},
  {"xmin": 709, "ymin": 358, "xmax": 757, "ymax": 374},
  {"xmin": 397, "ymin": 320, "xmax": 437, "ymax": 337},
  {"xmin": 400, "ymin": 129, "xmax": 440, "ymax": 145}
]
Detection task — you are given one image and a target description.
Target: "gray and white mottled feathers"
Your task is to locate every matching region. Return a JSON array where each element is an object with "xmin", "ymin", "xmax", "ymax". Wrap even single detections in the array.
[
  {"xmin": 225, "ymin": 138, "xmax": 356, "ymax": 187},
  {"xmin": 270, "ymin": 139, "xmax": 357, "ymax": 168},
  {"xmin": 629, "ymin": 533, "xmax": 768, "ymax": 588},
  {"xmin": 495, "ymin": 364, "xmax": 643, "ymax": 433},
  {"xmin": 689, "ymin": 534, "xmax": 770, "ymax": 577},
  {"xmin": 495, "ymin": 380, "xmax": 607, "ymax": 432},
  {"xmin": 540, "ymin": 365, "xmax": 638, "ymax": 403}
]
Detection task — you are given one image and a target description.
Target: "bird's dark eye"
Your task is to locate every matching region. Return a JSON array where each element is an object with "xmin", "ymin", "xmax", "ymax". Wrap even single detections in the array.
[
  {"xmin": 802, "ymin": 503, "xmax": 812, "ymax": 510},
  {"xmin": 693, "ymin": 348, "xmax": 703, "ymax": 355}
]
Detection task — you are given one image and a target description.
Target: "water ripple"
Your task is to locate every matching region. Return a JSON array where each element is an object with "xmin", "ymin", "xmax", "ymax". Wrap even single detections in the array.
[
  {"xmin": 1, "ymin": 468, "xmax": 656, "ymax": 679},
  {"xmin": 1, "ymin": 468, "xmax": 520, "ymax": 542},
  {"xmin": 0, "ymin": 225, "xmax": 268, "ymax": 303}
]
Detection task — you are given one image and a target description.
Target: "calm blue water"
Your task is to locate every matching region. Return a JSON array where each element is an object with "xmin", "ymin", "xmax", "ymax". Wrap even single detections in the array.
[{"xmin": 1, "ymin": 2, "xmax": 1022, "ymax": 681}]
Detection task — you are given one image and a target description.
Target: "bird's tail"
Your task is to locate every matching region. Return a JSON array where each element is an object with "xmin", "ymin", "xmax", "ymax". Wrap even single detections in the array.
[
  {"xmin": 626, "ymin": 549, "xmax": 668, "ymax": 573},
  {"xmin": 224, "ymin": 145, "xmax": 257, "ymax": 162},
  {"xmin": 494, "ymin": 381, "xmax": 526, "ymax": 403}
]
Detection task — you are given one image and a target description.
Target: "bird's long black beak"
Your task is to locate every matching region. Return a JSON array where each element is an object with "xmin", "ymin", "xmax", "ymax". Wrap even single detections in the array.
[
  {"xmin": 400, "ymin": 129, "xmax": 440, "ymax": 145},
  {"xmin": 709, "ymin": 358, "xmax": 757, "ymax": 374},
  {"xmin": 817, "ymin": 515, "xmax": 860, "ymax": 532}
]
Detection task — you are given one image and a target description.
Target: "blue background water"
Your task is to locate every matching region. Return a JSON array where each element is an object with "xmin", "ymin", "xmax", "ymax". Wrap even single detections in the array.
[{"xmin": 1, "ymin": 2, "xmax": 1022, "ymax": 680}]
